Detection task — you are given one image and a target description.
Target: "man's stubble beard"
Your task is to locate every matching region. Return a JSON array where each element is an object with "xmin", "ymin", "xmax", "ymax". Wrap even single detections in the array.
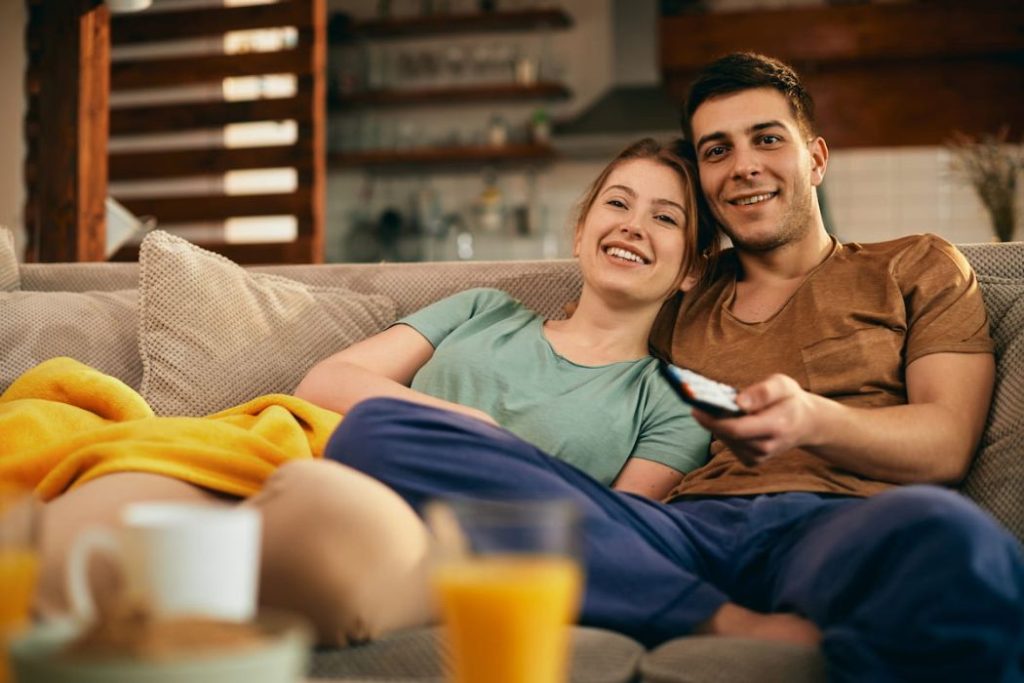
[{"xmin": 718, "ymin": 182, "xmax": 815, "ymax": 254}]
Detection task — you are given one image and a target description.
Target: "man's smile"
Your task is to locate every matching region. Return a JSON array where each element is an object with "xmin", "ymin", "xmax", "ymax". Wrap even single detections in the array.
[{"xmin": 727, "ymin": 191, "xmax": 778, "ymax": 207}]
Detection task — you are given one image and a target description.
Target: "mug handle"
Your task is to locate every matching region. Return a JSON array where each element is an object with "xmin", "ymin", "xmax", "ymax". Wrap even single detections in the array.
[{"xmin": 66, "ymin": 527, "xmax": 121, "ymax": 623}]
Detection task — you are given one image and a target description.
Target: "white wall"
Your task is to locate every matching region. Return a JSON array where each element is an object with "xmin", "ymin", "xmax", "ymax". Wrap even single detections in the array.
[{"xmin": 0, "ymin": 0, "xmax": 25, "ymax": 258}]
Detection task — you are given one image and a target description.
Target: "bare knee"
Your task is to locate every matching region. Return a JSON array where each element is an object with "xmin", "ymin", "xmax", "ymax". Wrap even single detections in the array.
[{"xmin": 249, "ymin": 459, "xmax": 433, "ymax": 646}]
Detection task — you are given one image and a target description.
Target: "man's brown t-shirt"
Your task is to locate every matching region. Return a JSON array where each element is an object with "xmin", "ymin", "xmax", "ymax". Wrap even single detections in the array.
[{"xmin": 658, "ymin": 233, "xmax": 993, "ymax": 501}]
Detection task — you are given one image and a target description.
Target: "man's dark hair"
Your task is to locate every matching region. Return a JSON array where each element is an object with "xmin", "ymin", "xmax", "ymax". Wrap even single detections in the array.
[{"xmin": 682, "ymin": 52, "xmax": 816, "ymax": 144}]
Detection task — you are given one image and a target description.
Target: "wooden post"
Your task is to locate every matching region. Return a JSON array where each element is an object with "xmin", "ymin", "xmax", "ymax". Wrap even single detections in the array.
[{"xmin": 24, "ymin": 0, "xmax": 109, "ymax": 262}]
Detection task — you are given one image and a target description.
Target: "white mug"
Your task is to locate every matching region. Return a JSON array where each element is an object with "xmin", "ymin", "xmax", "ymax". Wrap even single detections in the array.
[{"xmin": 66, "ymin": 502, "xmax": 262, "ymax": 623}]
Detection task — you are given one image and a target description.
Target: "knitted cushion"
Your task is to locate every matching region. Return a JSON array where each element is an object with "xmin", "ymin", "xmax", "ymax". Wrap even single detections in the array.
[
  {"xmin": 639, "ymin": 636, "xmax": 826, "ymax": 683},
  {"xmin": 0, "ymin": 289, "xmax": 141, "ymax": 392},
  {"xmin": 308, "ymin": 625, "xmax": 642, "ymax": 683},
  {"xmin": 961, "ymin": 274, "xmax": 1024, "ymax": 544},
  {"xmin": 1, "ymin": 226, "xmax": 18, "ymax": 291},
  {"xmin": 138, "ymin": 231, "xmax": 397, "ymax": 417}
]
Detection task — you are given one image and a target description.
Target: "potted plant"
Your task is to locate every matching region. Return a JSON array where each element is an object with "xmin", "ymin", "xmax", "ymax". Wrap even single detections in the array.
[{"xmin": 947, "ymin": 127, "xmax": 1023, "ymax": 243}]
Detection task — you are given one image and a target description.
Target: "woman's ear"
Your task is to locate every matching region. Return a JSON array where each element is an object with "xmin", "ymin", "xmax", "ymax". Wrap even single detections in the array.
[{"xmin": 679, "ymin": 273, "xmax": 698, "ymax": 293}]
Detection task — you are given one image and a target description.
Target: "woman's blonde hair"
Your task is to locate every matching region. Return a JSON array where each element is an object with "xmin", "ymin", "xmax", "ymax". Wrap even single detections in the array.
[{"xmin": 571, "ymin": 137, "xmax": 720, "ymax": 284}]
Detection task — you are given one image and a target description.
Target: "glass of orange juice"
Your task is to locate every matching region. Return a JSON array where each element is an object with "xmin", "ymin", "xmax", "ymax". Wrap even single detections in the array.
[
  {"xmin": 0, "ymin": 486, "xmax": 40, "ymax": 683},
  {"xmin": 427, "ymin": 498, "xmax": 583, "ymax": 683}
]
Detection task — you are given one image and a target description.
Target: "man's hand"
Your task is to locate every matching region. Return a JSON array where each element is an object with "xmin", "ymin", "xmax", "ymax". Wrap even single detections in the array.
[
  {"xmin": 691, "ymin": 374, "xmax": 822, "ymax": 467},
  {"xmin": 690, "ymin": 352, "xmax": 993, "ymax": 483}
]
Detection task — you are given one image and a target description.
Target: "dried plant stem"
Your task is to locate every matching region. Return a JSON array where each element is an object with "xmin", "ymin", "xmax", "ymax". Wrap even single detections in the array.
[{"xmin": 947, "ymin": 128, "xmax": 1023, "ymax": 243}]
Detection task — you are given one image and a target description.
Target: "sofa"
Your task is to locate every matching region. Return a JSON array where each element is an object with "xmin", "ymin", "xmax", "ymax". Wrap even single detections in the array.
[{"xmin": 3, "ymin": 229, "xmax": 1022, "ymax": 683}]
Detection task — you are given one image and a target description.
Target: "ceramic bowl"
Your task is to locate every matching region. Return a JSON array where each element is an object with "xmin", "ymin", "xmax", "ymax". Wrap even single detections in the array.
[{"xmin": 9, "ymin": 612, "xmax": 311, "ymax": 683}]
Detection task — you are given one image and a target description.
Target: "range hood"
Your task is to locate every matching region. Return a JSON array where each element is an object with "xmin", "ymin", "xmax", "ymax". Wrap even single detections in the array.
[{"xmin": 553, "ymin": 0, "xmax": 682, "ymax": 157}]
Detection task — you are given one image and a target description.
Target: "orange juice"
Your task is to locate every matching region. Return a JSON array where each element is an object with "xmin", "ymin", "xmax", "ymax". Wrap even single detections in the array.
[
  {"xmin": 434, "ymin": 554, "xmax": 582, "ymax": 683},
  {"xmin": 1, "ymin": 549, "xmax": 39, "ymax": 683}
]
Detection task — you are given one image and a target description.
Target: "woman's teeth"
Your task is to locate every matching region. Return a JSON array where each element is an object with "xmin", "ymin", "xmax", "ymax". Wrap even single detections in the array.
[{"xmin": 606, "ymin": 247, "xmax": 645, "ymax": 264}]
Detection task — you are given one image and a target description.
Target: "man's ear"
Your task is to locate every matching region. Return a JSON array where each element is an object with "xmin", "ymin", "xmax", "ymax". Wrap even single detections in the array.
[{"xmin": 809, "ymin": 136, "xmax": 828, "ymax": 187}]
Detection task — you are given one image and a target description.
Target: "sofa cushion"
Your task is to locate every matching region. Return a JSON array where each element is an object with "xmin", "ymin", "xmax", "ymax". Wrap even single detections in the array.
[
  {"xmin": 138, "ymin": 231, "xmax": 397, "ymax": 417},
  {"xmin": 1, "ymin": 226, "xmax": 18, "ymax": 291},
  {"xmin": 639, "ymin": 635, "xmax": 826, "ymax": 683},
  {"xmin": 961, "ymin": 274, "xmax": 1024, "ymax": 543},
  {"xmin": 308, "ymin": 625, "xmax": 643, "ymax": 683},
  {"xmin": 0, "ymin": 289, "xmax": 141, "ymax": 393}
]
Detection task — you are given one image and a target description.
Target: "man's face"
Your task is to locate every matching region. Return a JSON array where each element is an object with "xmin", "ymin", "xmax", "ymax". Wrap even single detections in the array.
[{"xmin": 690, "ymin": 87, "xmax": 827, "ymax": 253}]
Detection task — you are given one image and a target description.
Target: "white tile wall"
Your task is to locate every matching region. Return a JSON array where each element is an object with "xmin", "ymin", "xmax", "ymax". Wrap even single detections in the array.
[{"xmin": 823, "ymin": 146, "xmax": 1023, "ymax": 246}]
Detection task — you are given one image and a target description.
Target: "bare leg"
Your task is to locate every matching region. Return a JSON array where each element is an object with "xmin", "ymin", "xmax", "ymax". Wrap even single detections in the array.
[
  {"xmin": 696, "ymin": 603, "xmax": 822, "ymax": 647},
  {"xmin": 247, "ymin": 459, "xmax": 435, "ymax": 646},
  {"xmin": 37, "ymin": 473, "xmax": 226, "ymax": 618}
]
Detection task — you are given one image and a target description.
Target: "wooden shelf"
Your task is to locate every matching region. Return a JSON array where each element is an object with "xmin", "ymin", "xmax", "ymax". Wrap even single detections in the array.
[
  {"xmin": 331, "ymin": 8, "xmax": 572, "ymax": 42},
  {"xmin": 329, "ymin": 142, "xmax": 555, "ymax": 168},
  {"xmin": 332, "ymin": 81, "xmax": 570, "ymax": 108}
]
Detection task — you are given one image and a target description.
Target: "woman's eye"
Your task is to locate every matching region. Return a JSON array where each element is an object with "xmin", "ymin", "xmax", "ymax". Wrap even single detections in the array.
[
  {"xmin": 655, "ymin": 214, "xmax": 679, "ymax": 226},
  {"xmin": 606, "ymin": 199, "xmax": 627, "ymax": 209}
]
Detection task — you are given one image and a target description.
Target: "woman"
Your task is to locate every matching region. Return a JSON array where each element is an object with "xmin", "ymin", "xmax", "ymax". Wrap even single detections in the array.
[
  {"xmin": 296, "ymin": 137, "xmax": 717, "ymax": 499},
  {"xmin": 37, "ymin": 139, "xmax": 719, "ymax": 646}
]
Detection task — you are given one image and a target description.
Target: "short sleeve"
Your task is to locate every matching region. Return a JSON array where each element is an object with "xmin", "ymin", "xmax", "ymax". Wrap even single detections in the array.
[
  {"xmin": 394, "ymin": 288, "xmax": 517, "ymax": 348},
  {"xmin": 631, "ymin": 380, "xmax": 711, "ymax": 474},
  {"xmin": 898, "ymin": 235, "xmax": 994, "ymax": 365}
]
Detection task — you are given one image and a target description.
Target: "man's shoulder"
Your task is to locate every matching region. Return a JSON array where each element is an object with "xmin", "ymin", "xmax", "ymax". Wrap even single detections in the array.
[
  {"xmin": 839, "ymin": 233, "xmax": 955, "ymax": 259},
  {"xmin": 838, "ymin": 233, "xmax": 972, "ymax": 280}
]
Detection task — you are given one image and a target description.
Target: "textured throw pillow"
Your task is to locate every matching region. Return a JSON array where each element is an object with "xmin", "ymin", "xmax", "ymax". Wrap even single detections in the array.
[
  {"xmin": 962, "ymin": 274, "xmax": 1024, "ymax": 543},
  {"xmin": 138, "ymin": 231, "xmax": 397, "ymax": 416},
  {"xmin": 0, "ymin": 289, "xmax": 141, "ymax": 393},
  {"xmin": 1, "ymin": 226, "xmax": 18, "ymax": 291}
]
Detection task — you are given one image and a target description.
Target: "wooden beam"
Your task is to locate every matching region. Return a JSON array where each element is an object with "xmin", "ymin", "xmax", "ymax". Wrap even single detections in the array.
[
  {"xmin": 660, "ymin": 1, "xmax": 1024, "ymax": 70},
  {"xmin": 24, "ymin": 0, "xmax": 109, "ymax": 263},
  {"xmin": 112, "ymin": 47, "xmax": 312, "ymax": 91},
  {"xmin": 112, "ymin": 1, "xmax": 310, "ymax": 45},
  {"xmin": 804, "ymin": 57, "xmax": 1024, "ymax": 148},
  {"xmin": 110, "ymin": 144, "xmax": 311, "ymax": 181},
  {"xmin": 119, "ymin": 189, "xmax": 312, "ymax": 224},
  {"xmin": 659, "ymin": 1, "xmax": 1024, "ymax": 148},
  {"xmin": 297, "ymin": 0, "xmax": 325, "ymax": 260},
  {"xmin": 111, "ymin": 97, "xmax": 310, "ymax": 135}
]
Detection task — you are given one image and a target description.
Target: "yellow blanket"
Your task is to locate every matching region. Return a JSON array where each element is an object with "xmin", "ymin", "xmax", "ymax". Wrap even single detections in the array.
[{"xmin": 0, "ymin": 358, "xmax": 342, "ymax": 500}]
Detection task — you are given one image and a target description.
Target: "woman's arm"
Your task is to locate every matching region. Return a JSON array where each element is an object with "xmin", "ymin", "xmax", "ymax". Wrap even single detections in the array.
[
  {"xmin": 293, "ymin": 324, "xmax": 496, "ymax": 424},
  {"xmin": 613, "ymin": 459, "xmax": 685, "ymax": 500}
]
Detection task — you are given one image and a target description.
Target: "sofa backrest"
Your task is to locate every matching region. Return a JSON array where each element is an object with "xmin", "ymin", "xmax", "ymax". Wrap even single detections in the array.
[
  {"xmin": 956, "ymin": 242, "xmax": 1024, "ymax": 543},
  {"xmin": 14, "ymin": 242, "xmax": 1024, "ymax": 544}
]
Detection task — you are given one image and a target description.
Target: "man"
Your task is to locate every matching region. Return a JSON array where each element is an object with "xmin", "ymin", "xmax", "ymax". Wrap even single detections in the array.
[{"xmin": 322, "ymin": 53, "xmax": 1023, "ymax": 681}]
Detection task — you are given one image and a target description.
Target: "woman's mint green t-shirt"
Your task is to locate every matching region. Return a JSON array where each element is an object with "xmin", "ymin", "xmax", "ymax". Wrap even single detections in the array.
[{"xmin": 397, "ymin": 288, "xmax": 710, "ymax": 485}]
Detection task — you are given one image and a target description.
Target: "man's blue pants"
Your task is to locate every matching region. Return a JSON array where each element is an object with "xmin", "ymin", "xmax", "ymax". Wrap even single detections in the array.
[{"xmin": 324, "ymin": 398, "xmax": 1024, "ymax": 682}]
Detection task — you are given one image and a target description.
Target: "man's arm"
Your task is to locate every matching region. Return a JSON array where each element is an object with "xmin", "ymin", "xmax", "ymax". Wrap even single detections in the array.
[{"xmin": 691, "ymin": 351, "xmax": 995, "ymax": 484}]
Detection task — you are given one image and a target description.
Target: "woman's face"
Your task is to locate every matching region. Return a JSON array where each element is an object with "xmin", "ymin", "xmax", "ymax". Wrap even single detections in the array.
[{"xmin": 574, "ymin": 158, "xmax": 693, "ymax": 306}]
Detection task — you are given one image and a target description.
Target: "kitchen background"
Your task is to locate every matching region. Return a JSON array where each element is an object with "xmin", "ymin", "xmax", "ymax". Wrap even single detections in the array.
[
  {"xmin": 1, "ymin": 0, "xmax": 1021, "ymax": 262},
  {"xmin": 322, "ymin": 0, "xmax": 1023, "ymax": 262}
]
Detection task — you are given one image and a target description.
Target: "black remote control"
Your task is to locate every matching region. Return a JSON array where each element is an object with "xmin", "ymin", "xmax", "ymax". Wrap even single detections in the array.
[{"xmin": 660, "ymin": 361, "xmax": 744, "ymax": 418}]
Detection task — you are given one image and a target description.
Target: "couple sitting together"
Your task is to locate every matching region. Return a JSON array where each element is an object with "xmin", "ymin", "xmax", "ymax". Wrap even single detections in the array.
[{"xmin": 38, "ymin": 52, "xmax": 1024, "ymax": 681}]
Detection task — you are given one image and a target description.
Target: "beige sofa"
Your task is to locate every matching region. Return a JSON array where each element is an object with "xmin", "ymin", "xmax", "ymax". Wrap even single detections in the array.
[{"xmin": 4, "ymin": 230, "xmax": 1022, "ymax": 682}]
